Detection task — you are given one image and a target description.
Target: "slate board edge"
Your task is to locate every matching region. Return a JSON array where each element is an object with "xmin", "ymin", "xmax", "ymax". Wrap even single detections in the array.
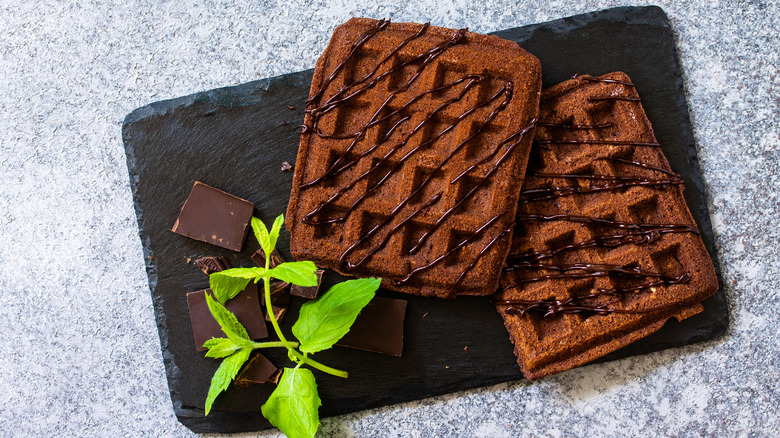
[{"xmin": 121, "ymin": 5, "xmax": 729, "ymax": 433}]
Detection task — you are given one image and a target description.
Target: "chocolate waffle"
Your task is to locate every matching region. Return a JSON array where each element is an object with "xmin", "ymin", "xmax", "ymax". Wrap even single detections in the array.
[
  {"xmin": 495, "ymin": 72, "xmax": 718, "ymax": 380},
  {"xmin": 286, "ymin": 18, "xmax": 541, "ymax": 298}
]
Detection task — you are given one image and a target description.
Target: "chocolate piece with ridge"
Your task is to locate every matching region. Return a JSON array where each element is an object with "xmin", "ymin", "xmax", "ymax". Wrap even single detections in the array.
[
  {"xmin": 251, "ymin": 248, "xmax": 286, "ymax": 269},
  {"xmin": 336, "ymin": 296, "xmax": 407, "ymax": 356},
  {"xmin": 285, "ymin": 18, "xmax": 542, "ymax": 298},
  {"xmin": 268, "ymin": 280, "xmax": 291, "ymax": 306},
  {"xmin": 171, "ymin": 181, "xmax": 254, "ymax": 251},
  {"xmin": 264, "ymin": 304, "xmax": 288, "ymax": 323},
  {"xmin": 186, "ymin": 284, "xmax": 268, "ymax": 351},
  {"xmin": 290, "ymin": 269, "xmax": 324, "ymax": 299},
  {"xmin": 194, "ymin": 256, "xmax": 232, "ymax": 275},
  {"xmin": 235, "ymin": 353, "xmax": 278, "ymax": 388}
]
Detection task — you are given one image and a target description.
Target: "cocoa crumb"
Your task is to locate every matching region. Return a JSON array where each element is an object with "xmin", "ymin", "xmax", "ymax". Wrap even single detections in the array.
[{"xmin": 281, "ymin": 161, "xmax": 293, "ymax": 172}]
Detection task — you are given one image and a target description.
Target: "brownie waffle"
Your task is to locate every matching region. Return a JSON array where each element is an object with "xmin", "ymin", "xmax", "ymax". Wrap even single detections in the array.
[
  {"xmin": 495, "ymin": 72, "xmax": 718, "ymax": 380},
  {"xmin": 286, "ymin": 18, "xmax": 541, "ymax": 298}
]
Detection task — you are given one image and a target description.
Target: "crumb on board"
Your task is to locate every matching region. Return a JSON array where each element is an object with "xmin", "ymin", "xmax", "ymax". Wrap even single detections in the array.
[{"xmin": 422, "ymin": 312, "xmax": 429, "ymax": 318}]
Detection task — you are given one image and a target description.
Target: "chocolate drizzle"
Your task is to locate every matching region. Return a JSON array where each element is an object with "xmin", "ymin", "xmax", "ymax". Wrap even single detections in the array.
[
  {"xmin": 500, "ymin": 73, "xmax": 698, "ymax": 317},
  {"xmin": 538, "ymin": 121, "xmax": 613, "ymax": 129},
  {"xmin": 509, "ymin": 213, "xmax": 699, "ymax": 263},
  {"xmin": 299, "ymin": 20, "xmax": 532, "ymax": 295}
]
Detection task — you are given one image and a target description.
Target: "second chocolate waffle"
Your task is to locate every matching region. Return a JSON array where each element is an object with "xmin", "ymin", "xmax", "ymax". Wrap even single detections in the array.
[
  {"xmin": 495, "ymin": 72, "xmax": 718, "ymax": 380},
  {"xmin": 286, "ymin": 18, "xmax": 541, "ymax": 298}
]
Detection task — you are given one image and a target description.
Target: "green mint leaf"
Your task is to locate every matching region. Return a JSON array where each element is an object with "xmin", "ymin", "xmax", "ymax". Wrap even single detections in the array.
[
  {"xmin": 209, "ymin": 267, "xmax": 265, "ymax": 303},
  {"xmin": 268, "ymin": 214, "xmax": 284, "ymax": 257},
  {"xmin": 266, "ymin": 261, "xmax": 318, "ymax": 287},
  {"xmin": 261, "ymin": 367, "xmax": 321, "ymax": 438},
  {"xmin": 292, "ymin": 278, "xmax": 380, "ymax": 354},
  {"xmin": 204, "ymin": 347, "xmax": 252, "ymax": 416},
  {"xmin": 204, "ymin": 292, "xmax": 253, "ymax": 348},
  {"xmin": 251, "ymin": 216, "xmax": 272, "ymax": 256},
  {"xmin": 203, "ymin": 338, "xmax": 241, "ymax": 359}
]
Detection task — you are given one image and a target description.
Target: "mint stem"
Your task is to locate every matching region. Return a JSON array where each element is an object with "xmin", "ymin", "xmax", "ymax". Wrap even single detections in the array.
[
  {"xmin": 289, "ymin": 349, "xmax": 348, "ymax": 378},
  {"xmin": 253, "ymin": 341, "xmax": 298, "ymax": 349},
  {"xmin": 262, "ymin": 251, "xmax": 348, "ymax": 379}
]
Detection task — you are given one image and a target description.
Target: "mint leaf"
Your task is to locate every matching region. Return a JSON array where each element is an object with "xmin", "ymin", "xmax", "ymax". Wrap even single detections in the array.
[
  {"xmin": 268, "ymin": 214, "xmax": 284, "ymax": 257},
  {"xmin": 266, "ymin": 261, "xmax": 318, "ymax": 287},
  {"xmin": 209, "ymin": 267, "xmax": 265, "ymax": 303},
  {"xmin": 203, "ymin": 338, "xmax": 241, "ymax": 359},
  {"xmin": 204, "ymin": 293, "xmax": 254, "ymax": 348},
  {"xmin": 204, "ymin": 348, "xmax": 252, "ymax": 416},
  {"xmin": 261, "ymin": 367, "xmax": 321, "ymax": 438},
  {"xmin": 251, "ymin": 216, "xmax": 272, "ymax": 256},
  {"xmin": 292, "ymin": 278, "xmax": 380, "ymax": 354}
]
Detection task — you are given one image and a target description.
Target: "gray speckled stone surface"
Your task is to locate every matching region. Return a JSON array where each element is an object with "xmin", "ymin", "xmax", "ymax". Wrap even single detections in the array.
[{"xmin": 0, "ymin": 1, "xmax": 777, "ymax": 436}]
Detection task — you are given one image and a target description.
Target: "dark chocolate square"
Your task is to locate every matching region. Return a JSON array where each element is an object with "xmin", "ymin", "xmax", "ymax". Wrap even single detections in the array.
[
  {"xmin": 186, "ymin": 284, "xmax": 268, "ymax": 351},
  {"xmin": 290, "ymin": 269, "xmax": 324, "ymax": 299},
  {"xmin": 235, "ymin": 353, "xmax": 278, "ymax": 387},
  {"xmin": 172, "ymin": 181, "xmax": 254, "ymax": 251},
  {"xmin": 336, "ymin": 296, "xmax": 407, "ymax": 356}
]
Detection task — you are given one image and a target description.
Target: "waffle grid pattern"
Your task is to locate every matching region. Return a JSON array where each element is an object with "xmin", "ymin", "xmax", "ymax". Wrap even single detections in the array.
[
  {"xmin": 287, "ymin": 18, "xmax": 541, "ymax": 297},
  {"xmin": 496, "ymin": 72, "xmax": 718, "ymax": 379}
]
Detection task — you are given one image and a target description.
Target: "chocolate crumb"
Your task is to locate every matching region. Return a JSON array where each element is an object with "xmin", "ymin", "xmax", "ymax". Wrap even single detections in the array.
[
  {"xmin": 281, "ymin": 161, "xmax": 293, "ymax": 172},
  {"xmin": 445, "ymin": 366, "xmax": 450, "ymax": 369},
  {"xmin": 422, "ymin": 312, "xmax": 429, "ymax": 318},
  {"xmin": 287, "ymin": 105, "xmax": 296, "ymax": 110},
  {"xmin": 281, "ymin": 121, "xmax": 288, "ymax": 126},
  {"xmin": 464, "ymin": 346, "xmax": 469, "ymax": 354}
]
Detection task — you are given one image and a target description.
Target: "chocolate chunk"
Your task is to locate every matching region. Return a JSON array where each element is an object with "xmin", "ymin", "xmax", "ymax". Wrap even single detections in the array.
[
  {"xmin": 268, "ymin": 280, "xmax": 291, "ymax": 306},
  {"xmin": 268, "ymin": 368, "xmax": 284, "ymax": 385},
  {"xmin": 194, "ymin": 256, "xmax": 231, "ymax": 275},
  {"xmin": 171, "ymin": 181, "xmax": 254, "ymax": 251},
  {"xmin": 290, "ymin": 269, "xmax": 324, "ymax": 299},
  {"xmin": 186, "ymin": 284, "xmax": 268, "ymax": 351},
  {"xmin": 281, "ymin": 161, "xmax": 293, "ymax": 172},
  {"xmin": 264, "ymin": 304, "xmax": 288, "ymax": 323},
  {"xmin": 336, "ymin": 296, "xmax": 407, "ymax": 356},
  {"xmin": 234, "ymin": 353, "xmax": 278, "ymax": 388},
  {"xmin": 251, "ymin": 248, "xmax": 285, "ymax": 269}
]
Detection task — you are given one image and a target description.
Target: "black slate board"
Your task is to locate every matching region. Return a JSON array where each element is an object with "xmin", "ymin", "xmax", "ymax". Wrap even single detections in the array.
[{"xmin": 123, "ymin": 6, "xmax": 728, "ymax": 433}]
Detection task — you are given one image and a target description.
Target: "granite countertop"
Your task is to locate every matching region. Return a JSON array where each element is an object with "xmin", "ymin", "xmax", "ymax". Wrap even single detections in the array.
[{"xmin": 1, "ymin": 1, "xmax": 777, "ymax": 436}]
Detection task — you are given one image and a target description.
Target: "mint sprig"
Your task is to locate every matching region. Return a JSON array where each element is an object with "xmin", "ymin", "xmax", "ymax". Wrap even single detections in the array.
[{"xmin": 200, "ymin": 214, "xmax": 380, "ymax": 438}]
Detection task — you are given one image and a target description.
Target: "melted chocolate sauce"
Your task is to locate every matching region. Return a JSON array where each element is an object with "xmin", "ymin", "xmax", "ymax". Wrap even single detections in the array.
[
  {"xmin": 571, "ymin": 74, "xmax": 635, "ymax": 87},
  {"xmin": 518, "ymin": 176, "xmax": 682, "ymax": 204},
  {"xmin": 501, "ymin": 73, "xmax": 695, "ymax": 318},
  {"xmin": 396, "ymin": 210, "xmax": 512, "ymax": 285},
  {"xmin": 299, "ymin": 20, "xmax": 529, "ymax": 294},
  {"xmin": 497, "ymin": 296, "xmax": 688, "ymax": 318},
  {"xmin": 446, "ymin": 223, "xmax": 514, "ymax": 298},
  {"xmin": 534, "ymin": 139, "xmax": 660, "ymax": 147},
  {"xmin": 537, "ymin": 121, "xmax": 613, "ymax": 129}
]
